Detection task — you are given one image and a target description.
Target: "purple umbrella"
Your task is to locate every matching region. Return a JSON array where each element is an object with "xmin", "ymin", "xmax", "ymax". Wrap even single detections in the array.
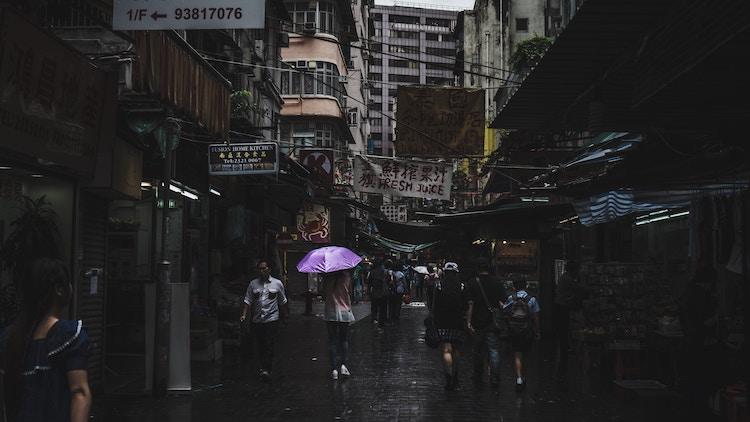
[{"xmin": 296, "ymin": 246, "xmax": 363, "ymax": 273}]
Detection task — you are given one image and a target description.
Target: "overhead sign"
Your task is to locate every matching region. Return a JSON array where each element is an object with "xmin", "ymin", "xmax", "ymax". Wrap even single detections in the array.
[
  {"xmin": 113, "ymin": 0, "xmax": 265, "ymax": 30},
  {"xmin": 395, "ymin": 86, "xmax": 485, "ymax": 157},
  {"xmin": 353, "ymin": 155, "xmax": 452, "ymax": 201},
  {"xmin": 208, "ymin": 143, "xmax": 278, "ymax": 175},
  {"xmin": 298, "ymin": 149, "xmax": 334, "ymax": 189}
]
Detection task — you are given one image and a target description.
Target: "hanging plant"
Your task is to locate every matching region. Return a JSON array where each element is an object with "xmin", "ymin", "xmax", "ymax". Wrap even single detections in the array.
[
  {"xmin": 231, "ymin": 90, "xmax": 257, "ymax": 116},
  {"xmin": 510, "ymin": 36, "xmax": 553, "ymax": 72}
]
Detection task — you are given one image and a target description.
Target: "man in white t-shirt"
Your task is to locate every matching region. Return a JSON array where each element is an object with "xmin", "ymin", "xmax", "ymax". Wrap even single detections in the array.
[{"xmin": 240, "ymin": 259, "xmax": 288, "ymax": 381}]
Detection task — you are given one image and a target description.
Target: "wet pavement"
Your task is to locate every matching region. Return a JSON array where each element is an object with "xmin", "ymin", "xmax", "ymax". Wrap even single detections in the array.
[{"xmin": 93, "ymin": 301, "xmax": 684, "ymax": 421}]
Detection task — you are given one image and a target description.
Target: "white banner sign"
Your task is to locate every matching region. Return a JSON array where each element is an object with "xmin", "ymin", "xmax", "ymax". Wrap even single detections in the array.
[
  {"xmin": 113, "ymin": 0, "xmax": 265, "ymax": 30},
  {"xmin": 353, "ymin": 155, "xmax": 452, "ymax": 201}
]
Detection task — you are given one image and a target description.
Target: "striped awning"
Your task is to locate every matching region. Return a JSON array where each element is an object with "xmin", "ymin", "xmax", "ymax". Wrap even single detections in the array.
[{"xmin": 573, "ymin": 184, "xmax": 748, "ymax": 226}]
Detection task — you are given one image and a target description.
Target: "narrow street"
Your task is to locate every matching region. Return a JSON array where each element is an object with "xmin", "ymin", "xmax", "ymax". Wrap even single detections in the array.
[{"xmin": 94, "ymin": 301, "xmax": 650, "ymax": 422}]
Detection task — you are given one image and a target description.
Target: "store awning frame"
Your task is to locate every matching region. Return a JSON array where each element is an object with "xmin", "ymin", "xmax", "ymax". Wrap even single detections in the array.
[{"xmin": 358, "ymin": 231, "xmax": 441, "ymax": 254}]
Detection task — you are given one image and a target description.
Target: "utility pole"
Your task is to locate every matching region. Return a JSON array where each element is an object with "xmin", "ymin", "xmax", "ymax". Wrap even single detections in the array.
[{"xmin": 153, "ymin": 117, "xmax": 181, "ymax": 397}]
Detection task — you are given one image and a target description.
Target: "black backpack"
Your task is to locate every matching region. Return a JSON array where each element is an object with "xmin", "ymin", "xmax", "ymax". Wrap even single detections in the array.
[{"xmin": 507, "ymin": 293, "xmax": 533, "ymax": 337}]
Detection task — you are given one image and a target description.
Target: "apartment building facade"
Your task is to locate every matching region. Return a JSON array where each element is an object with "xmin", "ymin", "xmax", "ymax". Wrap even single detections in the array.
[{"xmin": 368, "ymin": 5, "xmax": 458, "ymax": 156}]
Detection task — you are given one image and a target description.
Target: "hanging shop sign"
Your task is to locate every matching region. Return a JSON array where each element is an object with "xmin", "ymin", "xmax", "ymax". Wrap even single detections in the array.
[
  {"xmin": 298, "ymin": 149, "xmax": 335, "ymax": 189},
  {"xmin": 353, "ymin": 155, "xmax": 452, "ymax": 201},
  {"xmin": 295, "ymin": 202, "xmax": 330, "ymax": 244},
  {"xmin": 395, "ymin": 86, "xmax": 484, "ymax": 157},
  {"xmin": 208, "ymin": 142, "xmax": 278, "ymax": 175},
  {"xmin": 334, "ymin": 156, "xmax": 354, "ymax": 187},
  {"xmin": 0, "ymin": 7, "xmax": 111, "ymax": 178},
  {"xmin": 113, "ymin": 0, "xmax": 265, "ymax": 30}
]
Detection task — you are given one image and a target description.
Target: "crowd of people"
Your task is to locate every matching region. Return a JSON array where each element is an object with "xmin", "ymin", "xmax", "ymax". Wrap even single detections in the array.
[{"xmin": 352, "ymin": 256, "xmax": 548, "ymax": 391}]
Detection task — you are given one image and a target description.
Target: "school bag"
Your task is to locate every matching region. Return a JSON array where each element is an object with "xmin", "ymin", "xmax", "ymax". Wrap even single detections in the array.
[{"xmin": 507, "ymin": 293, "xmax": 533, "ymax": 337}]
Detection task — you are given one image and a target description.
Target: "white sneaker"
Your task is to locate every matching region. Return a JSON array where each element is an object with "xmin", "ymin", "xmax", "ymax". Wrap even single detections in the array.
[
  {"xmin": 331, "ymin": 369, "xmax": 338, "ymax": 380},
  {"xmin": 340, "ymin": 365, "xmax": 350, "ymax": 377}
]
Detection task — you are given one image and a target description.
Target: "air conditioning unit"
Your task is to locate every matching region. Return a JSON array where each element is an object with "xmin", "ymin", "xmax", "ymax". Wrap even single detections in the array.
[
  {"xmin": 338, "ymin": 75, "xmax": 348, "ymax": 84},
  {"xmin": 303, "ymin": 21, "xmax": 316, "ymax": 35},
  {"xmin": 307, "ymin": 61, "xmax": 317, "ymax": 69}
]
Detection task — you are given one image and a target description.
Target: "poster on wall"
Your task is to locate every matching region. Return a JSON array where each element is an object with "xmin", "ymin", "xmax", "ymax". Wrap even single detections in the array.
[
  {"xmin": 298, "ymin": 149, "xmax": 334, "ymax": 189},
  {"xmin": 353, "ymin": 155, "xmax": 452, "ymax": 201},
  {"xmin": 295, "ymin": 202, "xmax": 330, "ymax": 243}
]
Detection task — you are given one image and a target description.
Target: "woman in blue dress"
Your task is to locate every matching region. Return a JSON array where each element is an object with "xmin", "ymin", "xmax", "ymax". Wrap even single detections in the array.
[{"xmin": 1, "ymin": 258, "xmax": 91, "ymax": 422}]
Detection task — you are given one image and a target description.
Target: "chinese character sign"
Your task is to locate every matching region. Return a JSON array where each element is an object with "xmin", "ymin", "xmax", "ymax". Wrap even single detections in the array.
[
  {"xmin": 208, "ymin": 143, "xmax": 278, "ymax": 175},
  {"xmin": 0, "ymin": 8, "xmax": 111, "ymax": 177},
  {"xmin": 353, "ymin": 155, "xmax": 452, "ymax": 201},
  {"xmin": 395, "ymin": 86, "xmax": 484, "ymax": 157},
  {"xmin": 295, "ymin": 202, "xmax": 330, "ymax": 243}
]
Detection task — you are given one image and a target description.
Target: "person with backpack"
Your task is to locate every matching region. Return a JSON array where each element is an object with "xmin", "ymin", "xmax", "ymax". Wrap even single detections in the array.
[
  {"xmin": 503, "ymin": 279, "xmax": 540, "ymax": 391},
  {"xmin": 390, "ymin": 264, "xmax": 406, "ymax": 322}
]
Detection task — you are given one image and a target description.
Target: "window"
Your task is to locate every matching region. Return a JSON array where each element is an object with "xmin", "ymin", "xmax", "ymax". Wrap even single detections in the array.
[
  {"xmin": 368, "ymin": 102, "xmax": 382, "ymax": 111},
  {"xmin": 425, "ymin": 62, "xmax": 448, "ymax": 70},
  {"xmin": 370, "ymin": 72, "xmax": 382, "ymax": 81},
  {"xmin": 372, "ymin": 13, "xmax": 382, "ymax": 21},
  {"xmin": 389, "ymin": 14, "xmax": 420, "ymax": 24},
  {"xmin": 388, "ymin": 89, "xmax": 398, "ymax": 97},
  {"xmin": 287, "ymin": 1, "xmax": 339, "ymax": 36},
  {"xmin": 280, "ymin": 61, "xmax": 346, "ymax": 105},
  {"xmin": 374, "ymin": 28, "xmax": 382, "ymax": 37},
  {"xmin": 370, "ymin": 42, "xmax": 382, "ymax": 52},
  {"xmin": 426, "ymin": 76, "xmax": 453, "ymax": 86},
  {"xmin": 389, "ymin": 59, "xmax": 418, "ymax": 69},
  {"xmin": 388, "ymin": 102, "xmax": 394, "ymax": 111},
  {"xmin": 347, "ymin": 108, "xmax": 358, "ymax": 126},
  {"xmin": 425, "ymin": 17, "xmax": 452, "ymax": 28},
  {"xmin": 426, "ymin": 47, "xmax": 455, "ymax": 57},
  {"xmin": 370, "ymin": 118, "xmax": 383, "ymax": 126},
  {"xmin": 516, "ymin": 18, "xmax": 529, "ymax": 32},
  {"xmin": 389, "ymin": 30, "xmax": 419, "ymax": 39},
  {"xmin": 389, "ymin": 74, "xmax": 420, "ymax": 83},
  {"xmin": 388, "ymin": 45, "xmax": 419, "ymax": 54},
  {"xmin": 371, "ymin": 58, "xmax": 383, "ymax": 66},
  {"xmin": 370, "ymin": 132, "xmax": 383, "ymax": 140},
  {"xmin": 425, "ymin": 33, "xmax": 439, "ymax": 41}
]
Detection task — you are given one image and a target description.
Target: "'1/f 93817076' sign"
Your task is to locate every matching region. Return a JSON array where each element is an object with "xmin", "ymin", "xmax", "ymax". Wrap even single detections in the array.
[
  {"xmin": 113, "ymin": 0, "xmax": 265, "ymax": 30},
  {"xmin": 208, "ymin": 143, "xmax": 278, "ymax": 175}
]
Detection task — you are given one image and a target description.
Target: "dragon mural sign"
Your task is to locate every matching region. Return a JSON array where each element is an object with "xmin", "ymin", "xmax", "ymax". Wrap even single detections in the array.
[{"xmin": 295, "ymin": 202, "xmax": 330, "ymax": 243}]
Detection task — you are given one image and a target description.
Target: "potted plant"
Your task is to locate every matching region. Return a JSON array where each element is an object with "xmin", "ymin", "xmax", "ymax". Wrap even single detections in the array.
[{"xmin": 0, "ymin": 195, "xmax": 62, "ymax": 287}]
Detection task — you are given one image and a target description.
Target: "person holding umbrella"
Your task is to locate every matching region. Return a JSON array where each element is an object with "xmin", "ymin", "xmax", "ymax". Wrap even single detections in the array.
[{"xmin": 297, "ymin": 246, "xmax": 362, "ymax": 380}]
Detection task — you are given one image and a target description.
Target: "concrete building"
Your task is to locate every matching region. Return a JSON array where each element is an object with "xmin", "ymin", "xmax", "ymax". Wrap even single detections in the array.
[
  {"xmin": 455, "ymin": 0, "xmax": 581, "ymax": 154},
  {"xmin": 279, "ymin": 0, "xmax": 360, "ymax": 156},
  {"xmin": 368, "ymin": 5, "xmax": 459, "ymax": 156}
]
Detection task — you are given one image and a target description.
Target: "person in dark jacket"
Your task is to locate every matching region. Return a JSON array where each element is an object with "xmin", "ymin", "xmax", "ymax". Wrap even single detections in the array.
[
  {"xmin": 465, "ymin": 259, "xmax": 506, "ymax": 388},
  {"xmin": 431, "ymin": 262, "xmax": 466, "ymax": 390},
  {"xmin": 1, "ymin": 258, "xmax": 92, "ymax": 422}
]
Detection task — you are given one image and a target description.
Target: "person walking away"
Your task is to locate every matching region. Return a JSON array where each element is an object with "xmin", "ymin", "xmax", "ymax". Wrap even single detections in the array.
[
  {"xmin": 367, "ymin": 260, "xmax": 389, "ymax": 328},
  {"xmin": 425, "ymin": 264, "xmax": 441, "ymax": 310},
  {"xmin": 352, "ymin": 260, "xmax": 367, "ymax": 305},
  {"xmin": 322, "ymin": 271, "xmax": 355, "ymax": 380},
  {"xmin": 240, "ymin": 259, "xmax": 288, "ymax": 381},
  {"xmin": 391, "ymin": 266, "xmax": 406, "ymax": 322},
  {"xmin": 1, "ymin": 258, "xmax": 92, "ymax": 422},
  {"xmin": 503, "ymin": 279, "xmax": 540, "ymax": 391},
  {"xmin": 432, "ymin": 262, "xmax": 467, "ymax": 390},
  {"xmin": 553, "ymin": 260, "xmax": 581, "ymax": 380},
  {"xmin": 465, "ymin": 259, "xmax": 506, "ymax": 388}
]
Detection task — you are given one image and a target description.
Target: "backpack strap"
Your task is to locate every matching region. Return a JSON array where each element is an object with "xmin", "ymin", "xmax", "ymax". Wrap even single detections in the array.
[{"xmin": 474, "ymin": 277, "xmax": 494, "ymax": 312}]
